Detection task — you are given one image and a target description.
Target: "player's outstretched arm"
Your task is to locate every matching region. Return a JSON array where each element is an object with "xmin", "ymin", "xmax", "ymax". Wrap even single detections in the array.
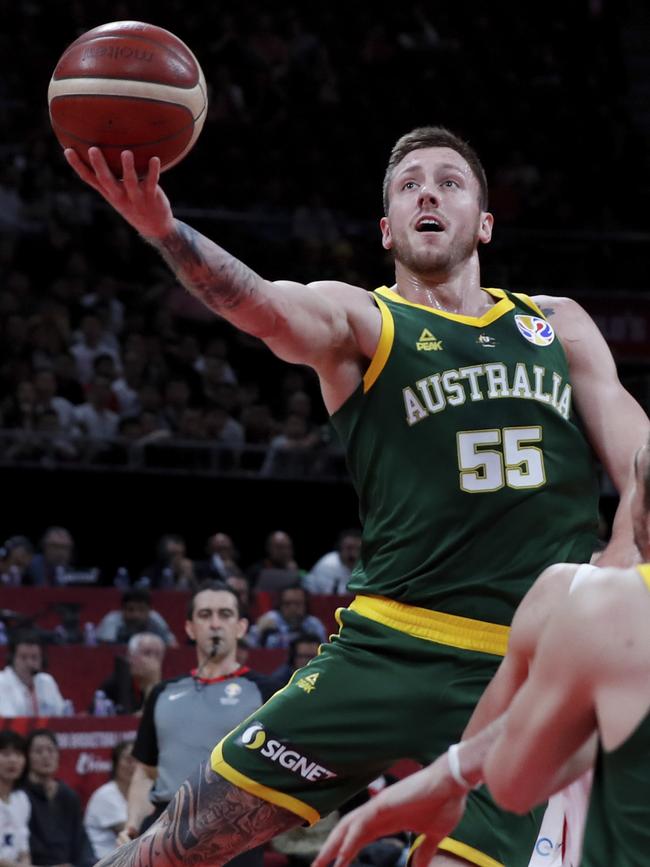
[
  {"xmin": 96, "ymin": 761, "xmax": 299, "ymax": 867},
  {"xmin": 536, "ymin": 295, "xmax": 650, "ymax": 567},
  {"xmin": 64, "ymin": 148, "xmax": 376, "ymax": 375}
]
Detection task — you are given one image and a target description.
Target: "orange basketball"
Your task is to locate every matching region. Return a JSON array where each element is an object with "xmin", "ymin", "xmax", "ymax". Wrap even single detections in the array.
[{"xmin": 48, "ymin": 21, "xmax": 207, "ymax": 177}]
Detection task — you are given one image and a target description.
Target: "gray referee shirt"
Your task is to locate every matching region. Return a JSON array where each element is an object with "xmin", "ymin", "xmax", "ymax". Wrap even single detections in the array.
[{"xmin": 133, "ymin": 666, "xmax": 273, "ymax": 804}]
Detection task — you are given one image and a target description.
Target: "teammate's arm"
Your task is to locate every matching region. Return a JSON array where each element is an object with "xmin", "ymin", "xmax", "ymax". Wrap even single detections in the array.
[
  {"xmin": 483, "ymin": 590, "xmax": 603, "ymax": 814},
  {"xmin": 64, "ymin": 148, "xmax": 377, "ymax": 379},
  {"xmin": 535, "ymin": 295, "xmax": 650, "ymax": 566}
]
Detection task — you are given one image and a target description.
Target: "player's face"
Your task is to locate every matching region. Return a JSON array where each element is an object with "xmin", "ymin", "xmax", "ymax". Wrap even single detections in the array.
[
  {"xmin": 631, "ymin": 446, "xmax": 650, "ymax": 557},
  {"xmin": 0, "ymin": 747, "xmax": 25, "ymax": 786},
  {"xmin": 185, "ymin": 589, "xmax": 247, "ymax": 662},
  {"xmin": 380, "ymin": 147, "xmax": 493, "ymax": 278}
]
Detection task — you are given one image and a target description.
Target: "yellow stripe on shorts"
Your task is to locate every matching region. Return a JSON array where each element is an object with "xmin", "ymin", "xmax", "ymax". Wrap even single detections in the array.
[{"xmin": 349, "ymin": 595, "xmax": 509, "ymax": 657}]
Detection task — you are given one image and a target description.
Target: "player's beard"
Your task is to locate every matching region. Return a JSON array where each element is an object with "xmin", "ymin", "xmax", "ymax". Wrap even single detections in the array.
[{"xmin": 391, "ymin": 225, "xmax": 479, "ymax": 279}]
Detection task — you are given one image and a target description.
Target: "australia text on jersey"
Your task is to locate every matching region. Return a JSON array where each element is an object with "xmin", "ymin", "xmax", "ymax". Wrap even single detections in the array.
[{"xmin": 402, "ymin": 361, "xmax": 571, "ymax": 426}]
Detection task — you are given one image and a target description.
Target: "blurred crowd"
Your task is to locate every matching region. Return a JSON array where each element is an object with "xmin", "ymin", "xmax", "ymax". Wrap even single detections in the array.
[{"xmin": 2, "ymin": 1, "xmax": 650, "ymax": 478}]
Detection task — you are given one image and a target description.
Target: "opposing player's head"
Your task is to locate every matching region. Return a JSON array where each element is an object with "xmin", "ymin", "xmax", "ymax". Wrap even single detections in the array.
[
  {"xmin": 381, "ymin": 126, "xmax": 492, "ymax": 279},
  {"xmin": 631, "ymin": 434, "xmax": 650, "ymax": 558}
]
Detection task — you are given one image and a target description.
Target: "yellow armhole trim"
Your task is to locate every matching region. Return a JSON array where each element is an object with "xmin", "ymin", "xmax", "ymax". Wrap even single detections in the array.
[
  {"xmin": 363, "ymin": 294, "xmax": 394, "ymax": 393},
  {"xmin": 636, "ymin": 564, "xmax": 650, "ymax": 592},
  {"xmin": 408, "ymin": 834, "xmax": 504, "ymax": 867},
  {"xmin": 211, "ymin": 740, "xmax": 321, "ymax": 826},
  {"xmin": 438, "ymin": 836, "xmax": 505, "ymax": 867},
  {"xmin": 513, "ymin": 292, "xmax": 545, "ymax": 319}
]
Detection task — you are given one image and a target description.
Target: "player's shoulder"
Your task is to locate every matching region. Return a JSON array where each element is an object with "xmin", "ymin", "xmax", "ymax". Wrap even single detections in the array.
[
  {"xmin": 528, "ymin": 294, "xmax": 592, "ymax": 329},
  {"xmin": 306, "ymin": 280, "xmax": 375, "ymax": 306},
  {"xmin": 509, "ymin": 563, "xmax": 581, "ymax": 656},
  {"xmin": 149, "ymin": 673, "xmax": 191, "ymax": 701}
]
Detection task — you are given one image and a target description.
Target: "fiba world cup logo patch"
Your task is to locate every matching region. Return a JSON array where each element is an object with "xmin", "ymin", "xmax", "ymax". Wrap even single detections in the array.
[{"xmin": 514, "ymin": 315, "xmax": 555, "ymax": 347}]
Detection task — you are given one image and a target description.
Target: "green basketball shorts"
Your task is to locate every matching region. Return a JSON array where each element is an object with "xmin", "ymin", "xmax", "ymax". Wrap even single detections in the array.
[{"xmin": 213, "ymin": 595, "xmax": 541, "ymax": 867}]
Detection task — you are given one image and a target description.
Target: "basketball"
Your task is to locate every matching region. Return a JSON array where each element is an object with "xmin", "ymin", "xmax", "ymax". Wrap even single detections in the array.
[{"xmin": 48, "ymin": 21, "xmax": 207, "ymax": 177}]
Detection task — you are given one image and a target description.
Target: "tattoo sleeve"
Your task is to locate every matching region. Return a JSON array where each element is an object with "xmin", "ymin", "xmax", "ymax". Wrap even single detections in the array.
[
  {"xmin": 541, "ymin": 307, "xmax": 555, "ymax": 318},
  {"xmin": 95, "ymin": 762, "xmax": 300, "ymax": 867},
  {"xmin": 147, "ymin": 220, "xmax": 263, "ymax": 314}
]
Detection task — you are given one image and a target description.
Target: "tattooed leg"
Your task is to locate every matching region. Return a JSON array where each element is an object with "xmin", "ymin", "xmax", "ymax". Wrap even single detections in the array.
[{"xmin": 96, "ymin": 761, "xmax": 301, "ymax": 867}]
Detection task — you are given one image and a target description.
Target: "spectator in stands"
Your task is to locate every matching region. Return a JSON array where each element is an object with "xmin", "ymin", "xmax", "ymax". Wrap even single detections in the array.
[
  {"xmin": 225, "ymin": 573, "xmax": 252, "ymax": 619},
  {"xmin": 0, "ymin": 536, "xmax": 34, "ymax": 585},
  {"xmin": 25, "ymin": 526, "xmax": 74, "ymax": 586},
  {"xmin": 93, "ymin": 633, "xmax": 165, "ymax": 715},
  {"xmin": 32, "ymin": 368, "xmax": 74, "ymax": 432},
  {"xmin": 118, "ymin": 580, "xmax": 273, "ymax": 867},
  {"xmin": 70, "ymin": 313, "xmax": 120, "ymax": 385},
  {"xmin": 247, "ymin": 530, "xmax": 302, "ymax": 590},
  {"xmin": 249, "ymin": 585, "xmax": 327, "ymax": 649},
  {"xmin": 83, "ymin": 740, "xmax": 135, "ymax": 859},
  {"xmin": 23, "ymin": 728, "xmax": 94, "ymax": 867},
  {"xmin": 260, "ymin": 413, "xmax": 321, "ymax": 478},
  {"xmin": 72, "ymin": 375, "xmax": 119, "ymax": 439},
  {"xmin": 0, "ymin": 629, "xmax": 66, "ymax": 717},
  {"xmin": 95, "ymin": 589, "xmax": 178, "ymax": 647},
  {"xmin": 0, "ymin": 730, "xmax": 30, "ymax": 867},
  {"xmin": 139, "ymin": 533, "xmax": 196, "ymax": 590},
  {"xmin": 302, "ymin": 528, "xmax": 362, "ymax": 595},
  {"xmin": 195, "ymin": 532, "xmax": 240, "ymax": 581},
  {"xmin": 271, "ymin": 631, "xmax": 321, "ymax": 688}
]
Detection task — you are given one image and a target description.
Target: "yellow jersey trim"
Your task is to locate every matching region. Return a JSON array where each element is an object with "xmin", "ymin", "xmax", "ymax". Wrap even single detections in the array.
[
  {"xmin": 375, "ymin": 285, "xmax": 514, "ymax": 327},
  {"xmin": 408, "ymin": 834, "xmax": 504, "ymax": 867},
  {"xmin": 363, "ymin": 294, "xmax": 395, "ymax": 393},
  {"xmin": 439, "ymin": 836, "xmax": 505, "ymax": 867},
  {"xmin": 513, "ymin": 292, "xmax": 545, "ymax": 318},
  {"xmin": 636, "ymin": 563, "xmax": 650, "ymax": 592},
  {"xmin": 348, "ymin": 595, "xmax": 509, "ymax": 657},
  {"xmin": 210, "ymin": 741, "xmax": 321, "ymax": 826}
]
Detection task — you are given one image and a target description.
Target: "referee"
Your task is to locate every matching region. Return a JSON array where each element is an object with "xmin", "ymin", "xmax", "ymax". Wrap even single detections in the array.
[{"xmin": 120, "ymin": 580, "xmax": 274, "ymax": 867}]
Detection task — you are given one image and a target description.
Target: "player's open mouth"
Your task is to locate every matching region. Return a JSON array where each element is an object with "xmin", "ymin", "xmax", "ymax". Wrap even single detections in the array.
[{"xmin": 415, "ymin": 217, "xmax": 445, "ymax": 233}]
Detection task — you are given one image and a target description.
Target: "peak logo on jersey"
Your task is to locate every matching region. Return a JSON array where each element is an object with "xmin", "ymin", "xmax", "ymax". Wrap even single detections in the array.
[
  {"xmin": 238, "ymin": 722, "xmax": 337, "ymax": 782},
  {"xmin": 416, "ymin": 329, "xmax": 443, "ymax": 351},
  {"xmin": 515, "ymin": 315, "xmax": 555, "ymax": 347},
  {"xmin": 241, "ymin": 723, "xmax": 266, "ymax": 750},
  {"xmin": 296, "ymin": 672, "xmax": 319, "ymax": 694}
]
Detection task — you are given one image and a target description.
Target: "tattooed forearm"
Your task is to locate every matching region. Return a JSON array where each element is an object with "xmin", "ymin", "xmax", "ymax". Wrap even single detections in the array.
[
  {"xmin": 95, "ymin": 762, "xmax": 300, "ymax": 867},
  {"xmin": 147, "ymin": 220, "xmax": 262, "ymax": 313}
]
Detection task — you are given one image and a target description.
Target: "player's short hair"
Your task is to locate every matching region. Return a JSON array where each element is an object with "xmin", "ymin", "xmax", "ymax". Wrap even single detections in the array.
[
  {"xmin": 0, "ymin": 730, "xmax": 27, "ymax": 754},
  {"xmin": 383, "ymin": 126, "xmax": 488, "ymax": 214}
]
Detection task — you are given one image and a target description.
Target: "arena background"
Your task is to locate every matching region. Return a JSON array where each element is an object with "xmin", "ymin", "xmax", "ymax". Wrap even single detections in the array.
[{"xmin": 2, "ymin": 0, "xmax": 650, "ymax": 579}]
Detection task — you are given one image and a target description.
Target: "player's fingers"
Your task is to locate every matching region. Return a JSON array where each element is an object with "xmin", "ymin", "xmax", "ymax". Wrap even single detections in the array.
[
  {"xmin": 120, "ymin": 150, "xmax": 141, "ymax": 197},
  {"xmin": 63, "ymin": 149, "xmax": 104, "ymax": 194},
  {"xmin": 314, "ymin": 816, "xmax": 375, "ymax": 867},
  {"xmin": 144, "ymin": 156, "xmax": 162, "ymax": 197},
  {"xmin": 88, "ymin": 146, "xmax": 122, "ymax": 197},
  {"xmin": 411, "ymin": 835, "xmax": 439, "ymax": 867}
]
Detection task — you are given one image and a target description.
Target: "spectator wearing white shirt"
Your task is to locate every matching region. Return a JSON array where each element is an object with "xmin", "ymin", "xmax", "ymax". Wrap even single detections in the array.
[
  {"xmin": 0, "ymin": 630, "xmax": 65, "ymax": 717},
  {"xmin": 84, "ymin": 740, "xmax": 135, "ymax": 860},
  {"xmin": 0, "ymin": 730, "xmax": 31, "ymax": 867},
  {"xmin": 73, "ymin": 376, "xmax": 118, "ymax": 439},
  {"xmin": 302, "ymin": 529, "xmax": 362, "ymax": 595}
]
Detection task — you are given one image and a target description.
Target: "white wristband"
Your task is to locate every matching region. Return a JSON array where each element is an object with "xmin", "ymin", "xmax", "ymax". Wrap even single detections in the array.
[{"xmin": 447, "ymin": 743, "xmax": 475, "ymax": 790}]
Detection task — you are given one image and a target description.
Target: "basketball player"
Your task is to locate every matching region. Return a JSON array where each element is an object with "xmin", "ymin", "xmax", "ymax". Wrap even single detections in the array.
[
  {"xmin": 64, "ymin": 127, "xmax": 648, "ymax": 867},
  {"xmin": 315, "ymin": 438, "xmax": 650, "ymax": 867}
]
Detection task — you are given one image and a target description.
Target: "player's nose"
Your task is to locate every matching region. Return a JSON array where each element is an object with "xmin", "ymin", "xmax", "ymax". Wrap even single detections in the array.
[{"xmin": 418, "ymin": 184, "xmax": 439, "ymax": 207}]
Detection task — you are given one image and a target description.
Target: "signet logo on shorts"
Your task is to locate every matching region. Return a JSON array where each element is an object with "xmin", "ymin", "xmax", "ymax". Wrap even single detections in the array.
[
  {"xmin": 514, "ymin": 315, "xmax": 555, "ymax": 347},
  {"xmin": 240, "ymin": 722, "xmax": 266, "ymax": 750}
]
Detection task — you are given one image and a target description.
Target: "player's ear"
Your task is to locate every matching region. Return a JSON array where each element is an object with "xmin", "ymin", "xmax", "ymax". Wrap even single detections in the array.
[
  {"xmin": 380, "ymin": 216, "xmax": 393, "ymax": 250},
  {"xmin": 479, "ymin": 211, "xmax": 493, "ymax": 245},
  {"xmin": 236, "ymin": 619, "xmax": 249, "ymax": 640},
  {"xmin": 184, "ymin": 620, "xmax": 196, "ymax": 643}
]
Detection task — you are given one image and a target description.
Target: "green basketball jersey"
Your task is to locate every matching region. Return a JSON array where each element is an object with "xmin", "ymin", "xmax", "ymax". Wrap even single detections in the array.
[
  {"xmin": 330, "ymin": 286, "xmax": 599, "ymax": 624},
  {"xmin": 581, "ymin": 565, "xmax": 650, "ymax": 867}
]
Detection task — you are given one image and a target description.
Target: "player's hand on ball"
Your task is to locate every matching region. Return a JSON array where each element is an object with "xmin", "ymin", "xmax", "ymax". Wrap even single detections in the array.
[{"xmin": 64, "ymin": 147, "xmax": 175, "ymax": 239}]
